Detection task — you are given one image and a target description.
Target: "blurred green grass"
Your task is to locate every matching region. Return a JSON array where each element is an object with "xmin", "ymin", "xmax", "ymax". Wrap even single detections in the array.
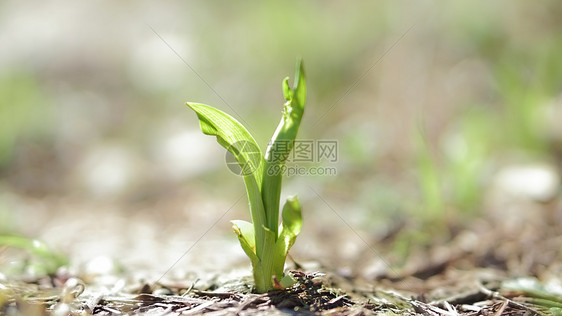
[{"xmin": 0, "ymin": 71, "xmax": 53, "ymax": 168}]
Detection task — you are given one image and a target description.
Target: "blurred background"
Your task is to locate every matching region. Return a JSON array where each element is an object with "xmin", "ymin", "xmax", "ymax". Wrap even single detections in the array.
[{"xmin": 1, "ymin": 1, "xmax": 561, "ymax": 282}]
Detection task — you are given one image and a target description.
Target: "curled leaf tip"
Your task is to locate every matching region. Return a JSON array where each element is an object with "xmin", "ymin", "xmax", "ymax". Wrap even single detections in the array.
[{"xmin": 283, "ymin": 77, "xmax": 292, "ymax": 101}]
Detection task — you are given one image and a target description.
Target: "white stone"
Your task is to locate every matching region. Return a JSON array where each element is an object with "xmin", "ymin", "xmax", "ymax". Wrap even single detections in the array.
[{"xmin": 494, "ymin": 164, "xmax": 559, "ymax": 202}]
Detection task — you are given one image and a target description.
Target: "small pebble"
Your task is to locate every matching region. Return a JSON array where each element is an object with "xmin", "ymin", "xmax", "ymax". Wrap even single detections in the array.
[{"xmin": 153, "ymin": 288, "xmax": 174, "ymax": 296}]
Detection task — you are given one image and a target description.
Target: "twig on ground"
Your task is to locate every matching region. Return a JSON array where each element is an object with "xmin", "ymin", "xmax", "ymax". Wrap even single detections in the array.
[{"xmin": 478, "ymin": 283, "xmax": 541, "ymax": 315}]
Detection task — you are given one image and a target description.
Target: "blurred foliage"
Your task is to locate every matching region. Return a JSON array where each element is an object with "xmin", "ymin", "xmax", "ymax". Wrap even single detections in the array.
[
  {"xmin": 493, "ymin": 42, "xmax": 562, "ymax": 153},
  {"xmin": 0, "ymin": 70, "xmax": 52, "ymax": 169},
  {"xmin": 502, "ymin": 278, "xmax": 562, "ymax": 313},
  {"xmin": 415, "ymin": 126, "xmax": 444, "ymax": 224},
  {"xmin": 0, "ymin": 194, "xmax": 16, "ymax": 234},
  {"xmin": 443, "ymin": 108, "xmax": 492, "ymax": 212},
  {"xmin": 0, "ymin": 235, "xmax": 67, "ymax": 277}
]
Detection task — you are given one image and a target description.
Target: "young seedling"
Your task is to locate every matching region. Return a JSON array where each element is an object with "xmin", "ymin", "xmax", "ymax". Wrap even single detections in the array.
[{"xmin": 186, "ymin": 60, "xmax": 306, "ymax": 293}]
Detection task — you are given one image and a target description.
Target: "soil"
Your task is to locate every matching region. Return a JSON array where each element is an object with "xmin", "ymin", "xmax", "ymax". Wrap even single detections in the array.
[
  {"xmin": 2, "ymin": 206, "xmax": 561, "ymax": 315},
  {"xmin": 1, "ymin": 269, "xmax": 555, "ymax": 315}
]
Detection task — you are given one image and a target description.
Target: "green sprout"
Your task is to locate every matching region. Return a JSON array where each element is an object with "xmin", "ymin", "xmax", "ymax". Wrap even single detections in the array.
[{"xmin": 186, "ymin": 60, "xmax": 306, "ymax": 293}]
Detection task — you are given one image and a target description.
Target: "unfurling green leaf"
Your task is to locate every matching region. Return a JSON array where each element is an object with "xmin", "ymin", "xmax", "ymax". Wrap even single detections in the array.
[
  {"xmin": 274, "ymin": 272, "xmax": 297, "ymax": 290},
  {"xmin": 185, "ymin": 103, "xmax": 264, "ymax": 185},
  {"xmin": 282, "ymin": 77, "xmax": 292, "ymax": 101},
  {"xmin": 280, "ymin": 196, "xmax": 302, "ymax": 241},
  {"xmin": 231, "ymin": 220, "xmax": 257, "ymax": 262}
]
